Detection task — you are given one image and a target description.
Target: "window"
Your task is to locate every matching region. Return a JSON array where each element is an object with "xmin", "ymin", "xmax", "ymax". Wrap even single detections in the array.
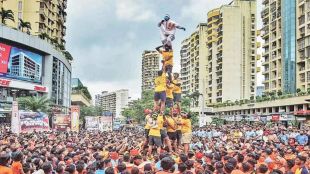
[{"xmin": 18, "ymin": 1, "xmax": 22, "ymax": 11}]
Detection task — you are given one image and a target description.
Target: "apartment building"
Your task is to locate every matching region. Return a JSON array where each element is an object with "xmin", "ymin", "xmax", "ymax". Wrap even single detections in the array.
[
  {"xmin": 297, "ymin": 0, "xmax": 310, "ymax": 92},
  {"xmin": 96, "ymin": 90, "xmax": 129, "ymax": 118},
  {"xmin": 180, "ymin": 24, "xmax": 208, "ymax": 103},
  {"xmin": 141, "ymin": 50, "xmax": 160, "ymax": 92},
  {"xmin": 2, "ymin": 0, "xmax": 67, "ymax": 44},
  {"xmin": 207, "ymin": 0, "xmax": 257, "ymax": 104}
]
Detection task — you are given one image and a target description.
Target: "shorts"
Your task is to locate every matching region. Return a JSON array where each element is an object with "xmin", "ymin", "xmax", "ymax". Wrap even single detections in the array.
[
  {"xmin": 167, "ymin": 132, "xmax": 177, "ymax": 141},
  {"xmin": 176, "ymin": 130, "xmax": 182, "ymax": 141},
  {"xmin": 160, "ymin": 129, "xmax": 168, "ymax": 139},
  {"xmin": 145, "ymin": 129, "xmax": 150, "ymax": 138},
  {"xmin": 166, "ymin": 98, "xmax": 173, "ymax": 108},
  {"xmin": 181, "ymin": 132, "xmax": 192, "ymax": 144},
  {"xmin": 165, "ymin": 65, "xmax": 173, "ymax": 74},
  {"xmin": 149, "ymin": 136, "xmax": 162, "ymax": 146},
  {"xmin": 154, "ymin": 91, "xmax": 166, "ymax": 102},
  {"xmin": 173, "ymin": 93, "xmax": 181, "ymax": 103}
]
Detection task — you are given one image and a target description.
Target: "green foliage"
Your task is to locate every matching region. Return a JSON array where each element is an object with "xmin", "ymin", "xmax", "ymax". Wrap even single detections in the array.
[
  {"xmin": 62, "ymin": 50, "xmax": 73, "ymax": 61},
  {"xmin": 277, "ymin": 90, "xmax": 283, "ymax": 96},
  {"xmin": 73, "ymin": 86, "xmax": 92, "ymax": 100},
  {"xmin": 19, "ymin": 19, "xmax": 31, "ymax": 32},
  {"xmin": 122, "ymin": 90, "xmax": 154, "ymax": 123},
  {"xmin": 0, "ymin": 8, "xmax": 14, "ymax": 24},
  {"xmin": 297, "ymin": 88, "xmax": 301, "ymax": 93},
  {"xmin": 80, "ymin": 106, "xmax": 103, "ymax": 122},
  {"xmin": 38, "ymin": 32, "xmax": 50, "ymax": 40},
  {"xmin": 18, "ymin": 96, "xmax": 51, "ymax": 112}
]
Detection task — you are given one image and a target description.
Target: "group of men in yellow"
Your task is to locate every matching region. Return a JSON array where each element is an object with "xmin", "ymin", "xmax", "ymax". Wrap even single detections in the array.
[{"xmin": 142, "ymin": 15, "xmax": 192, "ymax": 157}]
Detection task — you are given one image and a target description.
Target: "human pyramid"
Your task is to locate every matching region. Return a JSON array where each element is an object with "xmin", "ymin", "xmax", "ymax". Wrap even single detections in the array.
[{"xmin": 143, "ymin": 14, "xmax": 190, "ymax": 156}]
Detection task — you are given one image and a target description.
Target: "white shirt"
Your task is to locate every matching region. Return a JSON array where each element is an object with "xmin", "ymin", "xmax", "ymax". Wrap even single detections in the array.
[{"xmin": 161, "ymin": 20, "xmax": 179, "ymax": 35}]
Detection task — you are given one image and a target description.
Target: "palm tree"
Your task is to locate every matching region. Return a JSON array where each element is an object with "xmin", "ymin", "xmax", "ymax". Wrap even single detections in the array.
[
  {"xmin": 19, "ymin": 19, "xmax": 31, "ymax": 32},
  {"xmin": 0, "ymin": 8, "xmax": 14, "ymax": 25},
  {"xmin": 18, "ymin": 96, "xmax": 51, "ymax": 112}
]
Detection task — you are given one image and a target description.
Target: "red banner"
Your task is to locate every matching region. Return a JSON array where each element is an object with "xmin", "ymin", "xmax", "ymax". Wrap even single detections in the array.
[
  {"xmin": 0, "ymin": 79, "xmax": 11, "ymax": 87},
  {"xmin": 0, "ymin": 43, "xmax": 11, "ymax": 73},
  {"xmin": 272, "ymin": 114, "xmax": 280, "ymax": 121}
]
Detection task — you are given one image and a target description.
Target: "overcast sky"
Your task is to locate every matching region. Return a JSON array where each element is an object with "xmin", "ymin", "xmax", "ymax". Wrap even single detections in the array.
[{"xmin": 66, "ymin": 0, "xmax": 262, "ymax": 101}]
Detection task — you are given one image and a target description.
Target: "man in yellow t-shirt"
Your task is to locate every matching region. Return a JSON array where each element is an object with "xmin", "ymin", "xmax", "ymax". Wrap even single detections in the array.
[
  {"xmin": 147, "ymin": 114, "xmax": 162, "ymax": 156},
  {"xmin": 166, "ymin": 80, "xmax": 174, "ymax": 110},
  {"xmin": 172, "ymin": 73, "xmax": 182, "ymax": 114},
  {"xmin": 154, "ymin": 70, "xmax": 166, "ymax": 113},
  {"xmin": 158, "ymin": 112, "xmax": 173, "ymax": 153},
  {"xmin": 165, "ymin": 111, "xmax": 177, "ymax": 151},
  {"xmin": 173, "ymin": 109, "xmax": 182, "ymax": 147},
  {"xmin": 143, "ymin": 109, "xmax": 152, "ymax": 149},
  {"xmin": 180, "ymin": 112, "xmax": 192, "ymax": 154},
  {"xmin": 156, "ymin": 45, "xmax": 173, "ymax": 81}
]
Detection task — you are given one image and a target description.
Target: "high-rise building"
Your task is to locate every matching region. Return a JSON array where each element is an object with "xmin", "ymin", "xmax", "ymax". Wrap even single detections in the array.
[
  {"xmin": 96, "ymin": 90, "xmax": 129, "ymax": 118},
  {"xmin": 1, "ymin": 0, "xmax": 67, "ymax": 44},
  {"xmin": 141, "ymin": 50, "xmax": 160, "ymax": 92},
  {"xmin": 180, "ymin": 24, "xmax": 208, "ymax": 107},
  {"xmin": 261, "ymin": 0, "xmax": 297, "ymax": 94},
  {"xmin": 206, "ymin": 0, "xmax": 257, "ymax": 103},
  {"xmin": 296, "ymin": 0, "xmax": 310, "ymax": 92}
]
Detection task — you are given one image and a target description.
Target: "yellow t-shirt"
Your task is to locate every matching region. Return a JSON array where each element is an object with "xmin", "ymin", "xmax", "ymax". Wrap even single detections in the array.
[
  {"xmin": 157, "ymin": 115, "xmax": 164, "ymax": 130},
  {"xmin": 166, "ymin": 116, "xmax": 176, "ymax": 133},
  {"xmin": 144, "ymin": 115, "xmax": 151, "ymax": 129},
  {"xmin": 155, "ymin": 73, "xmax": 166, "ymax": 92},
  {"xmin": 173, "ymin": 79, "xmax": 182, "ymax": 94},
  {"xmin": 181, "ymin": 118, "xmax": 192, "ymax": 133},
  {"xmin": 176, "ymin": 116, "xmax": 182, "ymax": 130},
  {"xmin": 149, "ymin": 126, "xmax": 161, "ymax": 137},
  {"xmin": 162, "ymin": 51, "xmax": 173, "ymax": 66},
  {"xmin": 166, "ymin": 84, "xmax": 174, "ymax": 99}
]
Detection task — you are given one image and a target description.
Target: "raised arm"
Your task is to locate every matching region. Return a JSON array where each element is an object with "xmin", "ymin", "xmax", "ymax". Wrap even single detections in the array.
[
  {"xmin": 155, "ymin": 45, "xmax": 163, "ymax": 53},
  {"xmin": 176, "ymin": 26, "xmax": 186, "ymax": 31}
]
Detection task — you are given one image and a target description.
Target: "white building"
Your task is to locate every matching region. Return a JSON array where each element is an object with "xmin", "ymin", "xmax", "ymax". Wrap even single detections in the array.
[{"xmin": 96, "ymin": 89, "xmax": 129, "ymax": 118}]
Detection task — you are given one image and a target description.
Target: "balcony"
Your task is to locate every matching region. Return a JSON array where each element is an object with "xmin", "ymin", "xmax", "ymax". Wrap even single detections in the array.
[{"xmin": 71, "ymin": 91, "xmax": 92, "ymax": 107}]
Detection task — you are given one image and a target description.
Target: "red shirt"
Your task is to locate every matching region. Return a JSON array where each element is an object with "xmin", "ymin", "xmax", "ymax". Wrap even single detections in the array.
[{"xmin": 12, "ymin": 161, "xmax": 22, "ymax": 174}]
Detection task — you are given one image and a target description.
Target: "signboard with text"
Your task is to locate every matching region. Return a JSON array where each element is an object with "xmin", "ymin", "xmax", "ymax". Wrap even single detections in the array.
[{"xmin": 19, "ymin": 112, "xmax": 49, "ymax": 133}]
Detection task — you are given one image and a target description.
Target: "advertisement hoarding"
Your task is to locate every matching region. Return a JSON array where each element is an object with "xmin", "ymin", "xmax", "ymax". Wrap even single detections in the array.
[
  {"xmin": 0, "ymin": 42, "xmax": 43, "ymax": 83},
  {"xmin": 70, "ymin": 106, "xmax": 80, "ymax": 132},
  {"xmin": 85, "ymin": 116, "xmax": 99, "ymax": 131},
  {"xmin": 54, "ymin": 114, "xmax": 71, "ymax": 131},
  {"xmin": 99, "ymin": 116, "xmax": 113, "ymax": 132},
  {"xmin": 11, "ymin": 101, "xmax": 20, "ymax": 134},
  {"xmin": 19, "ymin": 112, "xmax": 49, "ymax": 133}
]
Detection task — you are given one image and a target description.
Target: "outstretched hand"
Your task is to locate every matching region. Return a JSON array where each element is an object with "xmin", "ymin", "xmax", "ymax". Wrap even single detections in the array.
[{"xmin": 182, "ymin": 27, "xmax": 186, "ymax": 31}]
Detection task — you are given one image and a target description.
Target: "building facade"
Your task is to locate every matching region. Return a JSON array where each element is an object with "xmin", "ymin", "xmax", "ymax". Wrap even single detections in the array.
[
  {"xmin": 207, "ymin": 0, "xmax": 257, "ymax": 104},
  {"xmin": 180, "ymin": 24, "xmax": 208, "ymax": 108},
  {"xmin": 96, "ymin": 89, "xmax": 129, "ymax": 118},
  {"xmin": 0, "ymin": 25, "xmax": 71, "ymax": 120},
  {"xmin": 261, "ymin": 0, "xmax": 298, "ymax": 94},
  {"xmin": 1, "ymin": 0, "xmax": 67, "ymax": 44},
  {"xmin": 141, "ymin": 50, "xmax": 160, "ymax": 92},
  {"xmin": 296, "ymin": 0, "xmax": 310, "ymax": 93},
  {"xmin": 71, "ymin": 78, "xmax": 91, "ymax": 107}
]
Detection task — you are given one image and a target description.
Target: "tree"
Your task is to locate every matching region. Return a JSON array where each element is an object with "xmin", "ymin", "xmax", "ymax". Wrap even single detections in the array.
[
  {"xmin": 277, "ymin": 90, "xmax": 283, "ymax": 96},
  {"xmin": 18, "ymin": 96, "xmax": 51, "ymax": 112},
  {"xmin": 19, "ymin": 19, "xmax": 31, "ymax": 32},
  {"xmin": 0, "ymin": 8, "xmax": 14, "ymax": 25},
  {"xmin": 297, "ymin": 88, "xmax": 301, "ymax": 94},
  {"xmin": 189, "ymin": 91, "xmax": 200, "ymax": 107}
]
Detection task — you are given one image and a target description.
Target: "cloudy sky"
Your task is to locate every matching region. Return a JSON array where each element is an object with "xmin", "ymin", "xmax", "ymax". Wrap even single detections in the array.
[{"xmin": 66, "ymin": 0, "xmax": 262, "ymax": 101}]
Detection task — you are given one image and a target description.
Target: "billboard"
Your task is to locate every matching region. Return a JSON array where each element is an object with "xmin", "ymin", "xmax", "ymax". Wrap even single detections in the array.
[
  {"xmin": 11, "ymin": 101, "xmax": 20, "ymax": 134},
  {"xmin": 54, "ymin": 114, "xmax": 71, "ymax": 131},
  {"xmin": 0, "ymin": 43, "xmax": 43, "ymax": 83},
  {"xmin": 85, "ymin": 116, "xmax": 99, "ymax": 131},
  {"xmin": 99, "ymin": 116, "xmax": 112, "ymax": 132},
  {"xmin": 19, "ymin": 112, "xmax": 49, "ymax": 133},
  {"xmin": 70, "ymin": 106, "xmax": 80, "ymax": 132}
]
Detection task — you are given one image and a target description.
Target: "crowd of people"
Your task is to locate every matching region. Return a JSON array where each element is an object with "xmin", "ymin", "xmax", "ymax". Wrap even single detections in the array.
[{"xmin": 0, "ymin": 123, "xmax": 309, "ymax": 174}]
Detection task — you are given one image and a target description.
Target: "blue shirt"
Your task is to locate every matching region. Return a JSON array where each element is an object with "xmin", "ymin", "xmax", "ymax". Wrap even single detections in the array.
[
  {"xmin": 95, "ymin": 169, "xmax": 105, "ymax": 174},
  {"xmin": 296, "ymin": 135, "xmax": 308, "ymax": 145}
]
